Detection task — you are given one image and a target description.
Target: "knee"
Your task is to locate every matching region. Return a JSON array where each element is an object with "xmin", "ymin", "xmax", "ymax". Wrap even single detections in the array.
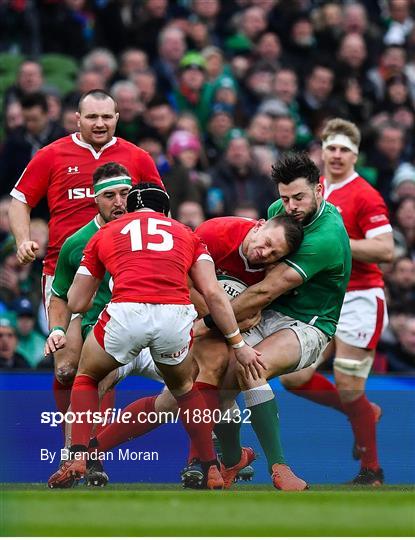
[{"xmin": 55, "ymin": 364, "xmax": 77, "ymax": 386}]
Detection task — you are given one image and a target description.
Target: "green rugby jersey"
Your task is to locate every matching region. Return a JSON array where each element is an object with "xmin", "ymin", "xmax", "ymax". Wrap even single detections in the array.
[
  {"xmin": 51, "ymin": 216, "xmax": 111, "ymax": 337},
  {"xmin": 267, "ymin": 199, "xmax": 351, "ymax": 337}
]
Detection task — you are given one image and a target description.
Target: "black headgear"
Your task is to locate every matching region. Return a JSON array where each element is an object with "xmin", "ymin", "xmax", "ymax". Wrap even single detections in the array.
[{"xmin": 127, "ymin": 183, "xmax": 170, "ymax": 216}]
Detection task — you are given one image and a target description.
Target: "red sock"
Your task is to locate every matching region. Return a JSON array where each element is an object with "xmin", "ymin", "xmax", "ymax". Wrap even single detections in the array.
[
  {"xmin": 53, "ymin": 376, "xmax": 72, "ymax": 440},
  {"xmin": 177, "ymin": 386, "xmax": 215, "ymax": 463},
  {"xmin": 342, "ymin": 394, "xmax": 379, "ymax": 470},
  {"xmin": 288, "ymin": 372, "xmax": 344, "ymax": 413},
  {"xmin": 96, "ymin": 389, "xmax": 116, "ymax": 436},
  {"xmin": 188, "ymin": 382, "xmax": 219, "ymax": 462},
  {"xmin": 96, "ymin": 396, "xmax": 159, "ymax": 452},
  {"xmin": 70, "ymin": 375, "xmax": 99, "ymax": 448}
]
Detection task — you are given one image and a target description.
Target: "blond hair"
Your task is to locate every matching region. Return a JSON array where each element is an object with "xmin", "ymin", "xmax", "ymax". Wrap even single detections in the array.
[{"xmin": 321, "ymin": 118, "xmax": 361, "ymax": 148}]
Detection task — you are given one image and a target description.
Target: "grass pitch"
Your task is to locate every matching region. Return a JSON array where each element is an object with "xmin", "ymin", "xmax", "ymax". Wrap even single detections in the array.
[{"xmin": 1, "ymin": 483, "xmax": 414, "ymax": 536}]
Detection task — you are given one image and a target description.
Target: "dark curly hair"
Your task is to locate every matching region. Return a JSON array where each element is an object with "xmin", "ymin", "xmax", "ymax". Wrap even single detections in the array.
[{"xmin": 271, "ymin": 151, "xmax": 320, "ymax": 186}]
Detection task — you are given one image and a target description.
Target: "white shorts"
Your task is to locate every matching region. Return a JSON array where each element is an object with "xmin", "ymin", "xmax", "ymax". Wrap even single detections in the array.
[
  {"xmin": 94, "ymin": 302, "xmax": 198, "ymax": 366},
  {"xmin": 115, "ymin": 348, "xmax": 164, "ymax": 384},
  {"xmin": 244, "ymin": 310, "xmax": 330, "ymax": 372},
  {"xmin": 336, "ymin": 288, "xmax": 388, "ymax": 350},
  {"xmin": 42, "ymin": 273, "xmax": 80, "ymax": 323}
]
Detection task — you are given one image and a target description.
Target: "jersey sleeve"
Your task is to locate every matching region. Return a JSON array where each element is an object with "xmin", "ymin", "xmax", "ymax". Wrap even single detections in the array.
[
  {"xmin": 10, "ymin": 146, "xmax": 53, "ymax": 207},
  {"xmin": 192, "ymin": 232, "xmax": 213, "ymax": 265},
  {"xmin": 78, "ymin": 233, "xmax": 106, "ymax": 280},
  {"xmin": 267, "ymin": 199, "xmax": 284, "ymax": 219},
  {"xmin": 284, "ymin": 233, "xmax": 340, "ymax": 282},
  {"xmin": 195, "ymin": 220, "xmax": 221, "ymax": 260},
  {"xmin": 357, "ymin": 189, "xmax": 392, "ymax": 238},
  {"xmin": 51, "ymin": 239, "xmax": 80, "ymax": 300}
]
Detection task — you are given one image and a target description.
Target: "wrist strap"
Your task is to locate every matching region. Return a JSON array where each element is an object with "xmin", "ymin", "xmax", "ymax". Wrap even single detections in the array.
[
  {"xmin": 225, "ymin": 328, "xmax": 240, "ymax": 339},
  {"xmin": 232, "ymin": 340, "xmax": 245, "ymax": 349},
  {"xmin": 49, "ymin": 326, "xmax": 66, "ymax": 336},
  {"xmin": 203, "ymin": 314, "xmax": 216, "ymax": 329}
]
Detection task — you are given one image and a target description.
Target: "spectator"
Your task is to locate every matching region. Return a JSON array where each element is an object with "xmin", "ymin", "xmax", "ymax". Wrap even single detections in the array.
[
  {"xmin": 208, "ymin": 129, "xmax": 275, "ymax": 218},
  {"xmin": 205, "ymin": 103, "xmax": 235, "ymax": 166},
  {"xmin": 272, "ymin": 114, "xmax": 297, "ymax": 155},
  {"xmin": 82, "ymin": 48, "xmax": 118, "ymax": 88},
  {"xmin": 252, "ymin": 31, "xmax": 283, "ymax": 66},
  {"xmin": 285, "ymin": 15, "xmax": 319, "ymax": 79},
  {"xmin": 110, "ymin": 80, "xmax": 143, "ymax": 143},
  {"xmin": 247, "ymin": 113, "xmax": 274, "ymax": 147},
  {"xmin": 386, "ymin": 315, "xmax": 415, "ymax": 372},
  {"xmin": 392, "ymin": 196, "xmax": 415, "ymax": 259},
  {"xmin": 385, "ymin": 256, "xmax": 415, "ymax": 311},
  {"xmin": 116, "ymin": 49, "xmax": 149, "ymax": 82},
  {"xmin": 369, "ymin": 122, "xmax": 407, "ymax": 202},
  {"xmin": 4, "ymin": 101, "xmax": 24, "ymax": 136},
  {"xmin": 0, "ymin": 316, "xmax": 29, "ymax": 369},
  {"xmin": 130, "ymin": 69, "xmax": 158, "ymax": 106},
  {"xmin": 233, "ymin": 201, "xmax": 260, "ymax": 220},
  {"xmin": 384, "ymin": 0, "xmax": 414, "ymax": 46},
  {"xmin": 143, "ymin": 96, "xmax": 177, "ymax": 145},
  {"xmin": 298, "ymin": 63, "xmax": 337, "ymax": 128},
  {"xmin": 390, "ymin": 162, "xmax": 415, "ymax": 202},
  {"xmin": 153, "ymin": 26, "xmax": 187, "ymax": 94},
  {"xmin": 170, "ymin": 51, "xmax": 214, "ymax": 129},
  {"xmin": 11, "ymin": 298, "xmax": 45, "ymax": 368},
  {"xmin": 177, "ymin": 200, "xmax": 205, "ymax": 230},
  {"xmin": 63, "ymin": 69, "xmax": 106, "ymax": 108},
  {"xmin": 368, "ymin": 45, "xmax": 407, "ymax": 102},
  {"xmin": 61, "ymin": 104, "xmax": 78, "ymax": 134},
  {"xmin": 0, "ymin": 92, "xmax": 66, "ymax": 200},
  {"xmin": 167, "ymin": 130, "xmax": 210, "ymax": 205},
  {"xmin": 4, "ymin": 60, "xmax": 44, "ymax": 108}
]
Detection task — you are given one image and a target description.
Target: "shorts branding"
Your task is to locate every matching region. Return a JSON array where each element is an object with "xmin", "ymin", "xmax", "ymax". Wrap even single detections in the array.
[
  {"xmin": 68, "ymin": 188, "xmax": 95, "ymax": 199},
  {"xmin": 160, "ymin": 345, "xmax": 188, "ymax": 359}
]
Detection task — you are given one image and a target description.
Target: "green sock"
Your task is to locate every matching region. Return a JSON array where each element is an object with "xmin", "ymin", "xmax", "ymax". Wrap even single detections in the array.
[
  {"xmin": 214, "ymin": 419, "xmax": 242, "ymax": 467},
  {"xmin": 249, "ymin": 398, "xmax": 286, "ymax": 473}
]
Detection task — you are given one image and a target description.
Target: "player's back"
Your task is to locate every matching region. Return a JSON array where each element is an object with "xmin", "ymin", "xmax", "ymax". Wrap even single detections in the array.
[{"xmin": 94, "ymin": 211, "xmax": 206, "ymax": 305}]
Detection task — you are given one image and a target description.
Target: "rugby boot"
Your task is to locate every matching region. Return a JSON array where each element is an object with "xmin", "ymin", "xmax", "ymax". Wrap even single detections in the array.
[
  {"xmin": 220, "ymin": 447, "xmax": 256, "ymax": 489},
  {"xmin": 352, "ymin": 402, "xmax": 382, "ymax": 460},
  {"xmin": 48, "ymin": 458, "xmax": 86, "ymax": 489},
  {"xmin": 271, "ymin": 464, "xmax": 309, "ymax": 491},
  {"xmin": 181, "ymin": 458, "xmax": 204, "ymax": 489},
  {"xmin": 350, "ymin": 467, "xmax": 384, "ymax": 486},
  {"xmin": 206, "ymin": 465, "xmax": 224, "ymax": 490},
  {"xmin": 85, "ymin": 458, "xmax": 109, "ymax": 487}
]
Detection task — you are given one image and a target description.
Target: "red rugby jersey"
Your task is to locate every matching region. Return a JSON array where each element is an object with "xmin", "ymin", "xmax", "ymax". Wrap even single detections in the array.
[
  {"xmin": 11, "ymin": 133, "xmax": 163, "ymax": 275},
  {"xmin": 322, "ymin": 173, "xmax": 392, "ymax": 290},
  {"xmin": 80, "ymin": 211, "xmax": 212, "ymax": 305},
  {"xmin": 196, "ymin": 217, "xmax": 266, "ymax": 286}
]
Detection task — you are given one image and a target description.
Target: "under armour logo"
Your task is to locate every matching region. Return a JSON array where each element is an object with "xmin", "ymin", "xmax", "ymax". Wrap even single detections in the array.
[{"xmin": 68, "ymin": 166, "xmax": 79, "ymax": 174}]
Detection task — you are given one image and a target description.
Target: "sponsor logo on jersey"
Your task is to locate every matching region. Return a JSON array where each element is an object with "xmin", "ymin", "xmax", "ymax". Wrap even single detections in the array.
[
  {"xmin": 370, "ymin": 214, "xmax": 387, "ymax": 223},
  {"xmin": 160, "ymin": 344, "xmax": 188, "ymax": 359},
  {"xmin": 68, "ymin": 188, "xmax": 95, "ymax": 199},
  {"xmin": 68, "ymin": 166, "xmax": 80, "ymax": 174}
]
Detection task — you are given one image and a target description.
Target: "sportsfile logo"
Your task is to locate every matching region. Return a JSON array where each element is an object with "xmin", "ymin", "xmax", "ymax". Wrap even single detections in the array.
[
  {"xmin": 68, "ymin": 187, "xmax": 95, "ymax": 199},
  {"xmin": 67, "ymin": 166, "xmax": 79, "ymax": 174}
]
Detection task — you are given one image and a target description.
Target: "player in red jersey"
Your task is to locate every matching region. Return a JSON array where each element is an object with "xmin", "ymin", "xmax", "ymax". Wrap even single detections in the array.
[
  {"xmin": 8, "ymin": 89, "xmax": 163, "ymax": 422},
  {"xmin": 48, "ymin": 184, "xmax": 264, "ymax": 489},
  {"xmin": 280, "ymin": 119, "xmax": 394, "ymax": 485}
]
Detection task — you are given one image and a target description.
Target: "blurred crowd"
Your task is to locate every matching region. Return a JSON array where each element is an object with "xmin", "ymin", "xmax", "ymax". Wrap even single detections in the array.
[{"xmin": 0, "ymin": 0, "xmax": 414, "ymax": 372}]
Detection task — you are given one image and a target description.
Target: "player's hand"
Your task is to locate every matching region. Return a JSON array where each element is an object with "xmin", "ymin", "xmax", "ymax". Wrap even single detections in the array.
[
  {"xmin": 17, "ymin": 240, "xmax": 39, "ymax": 265},
  {"xmin": 45, "ymin": 329, "xmax": 67, "ymax": 355},
  {"xmin": 234, "ymin": 343, "xmax": 266, "ymax": 380}
]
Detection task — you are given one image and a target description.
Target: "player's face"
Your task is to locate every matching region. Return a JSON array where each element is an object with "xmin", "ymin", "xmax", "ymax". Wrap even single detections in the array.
[
  {"xmin": 96, "ymin": 186, "xmax": 130, "ymax": 222},
  {"xmin": 322, "ymin": 143, "xmax": 357, "ymax": 180},
  {"xmin": 279, "ymin": 178, "xmax": 321, "ymax": 226},
  {"xmin": 246, "ymin": 222, "xmax": 290, "ymax": 266},
  {"xmin": 77, "ymin": 96, "xmax": 119, "ymax": 150}
]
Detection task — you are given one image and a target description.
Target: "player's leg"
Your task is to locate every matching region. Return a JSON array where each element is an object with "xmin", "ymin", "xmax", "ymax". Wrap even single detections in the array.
[
  {"xmin": 280, "ymin": 340, "xmax": 345, "ymax": 413},
  {"xmin": 48, "ymin": 331, "xmax": 122, "ymax": 488},
  {"xmin": 333, "ymin": 338, "xmax": 383, "ymax": 485}
]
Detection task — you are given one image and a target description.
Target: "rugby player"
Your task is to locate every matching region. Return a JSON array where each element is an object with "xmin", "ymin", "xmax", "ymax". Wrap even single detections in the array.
[
  {"xmin": 280, "ymin": 119, "xmax": 393, "ymax": 485},
  {"xmin": 196, "ymin": 151, "xmax": 351, "ymax": 490},
  {"xmin": 9, "ymin": 89, "xmax": 163, "ymax": 424},
  {"xmin": 48, "ymin": 184, "xmax": 264, "ymax": 490}
]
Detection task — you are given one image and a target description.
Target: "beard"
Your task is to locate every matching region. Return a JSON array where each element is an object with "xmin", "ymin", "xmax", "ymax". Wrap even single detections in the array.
[{"xmin": 301, "ymin": 196, "xmax": 319, "ymax": 226}]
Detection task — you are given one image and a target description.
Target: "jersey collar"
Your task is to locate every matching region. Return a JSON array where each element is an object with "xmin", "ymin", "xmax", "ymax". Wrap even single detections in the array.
[
  {"xmin": 238, "ymin": 244, "xmax": 265, "ymax": 273},
  {"xmin": 304, "ymin": 199, "xmax": 326, "ymax": 229},
  {"xmin": 72, "ymin": 133, "xmax": 117, "ymax": 159},
  {"xmin": 93, "ymin": 215, "xmax": 102, "ymax": 229},
  {"xmin": 323, "ymin": 172, "xmax": 359, "ymax": 198}
]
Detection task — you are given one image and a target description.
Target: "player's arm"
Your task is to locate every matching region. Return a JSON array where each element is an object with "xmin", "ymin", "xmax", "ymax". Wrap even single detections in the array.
[
  {"xmin": 9, "ymin": 199, "xmax": 39, "ymax": 264},
  {"xmin": 228, "ymin": 262, "xmax": 303, "ymax": 321},
  {"xmin": 44, "ymin": 295, "xmax": 72, "ymax": 355},
  {"xmin": 67, "ymin": 273, "xmax": 101, "ymax": 313},
  {"xmin": 349, "ymin": 232, "xmax": 394, "ymax": 264},
  {"xmin": 190, "ymin": 259, "xmax": 265, "ymax": 379}
]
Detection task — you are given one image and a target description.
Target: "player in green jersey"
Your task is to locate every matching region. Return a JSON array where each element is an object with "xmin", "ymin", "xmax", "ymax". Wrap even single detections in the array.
[{"xmin": 193, "ymin": 152, "xmax": 351, "ymax": 490}]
